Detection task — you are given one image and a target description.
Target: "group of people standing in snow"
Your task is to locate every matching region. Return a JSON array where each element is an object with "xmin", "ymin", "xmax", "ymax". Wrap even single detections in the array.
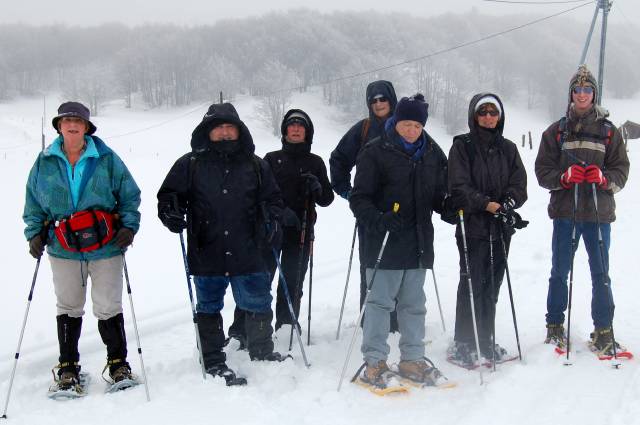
[{"xmin": 21, "ymin": 64, "xmax": 629, "ymax": 392}]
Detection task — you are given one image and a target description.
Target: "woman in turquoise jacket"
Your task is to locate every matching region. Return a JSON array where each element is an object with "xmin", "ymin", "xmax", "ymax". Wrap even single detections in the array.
[{"xmin": 22, "ymin": 101, "xmax": 141, "ymax": 395}]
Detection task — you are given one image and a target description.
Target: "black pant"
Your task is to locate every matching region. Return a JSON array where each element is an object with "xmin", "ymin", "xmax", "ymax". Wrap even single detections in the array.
[{"xmin": 454, "ymin": 233, "xmax": 510, "ymax": 350}]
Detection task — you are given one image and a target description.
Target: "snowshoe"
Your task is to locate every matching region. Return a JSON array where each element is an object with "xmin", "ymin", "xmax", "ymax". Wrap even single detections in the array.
[
  {"xmin": 47, "ymin": 365, "xmax": 90, "ymax": 400},
  {"xmin": 545, "ymin": 323, "xmax": 567, "ymax": 354},
  {"xmin": 250, "ymin": 351, "xmax": 292, "ymax": 362},
  {"xmin": 446, "ymin": 341, "xmax": 479, "ymax": 370},
  {"xmin": 206, "ymin": 364, "xmax": 247, "ymax": 386},
  {"xmin": 395, "ymin": 357, "xmax": 456, "ymax": 389},
  {"xmin": 352, "ymin": 361, "xmax": 408, "ymax": 396},
  {"xmin": 588, "ymin": 328, "xmax": 633, "ymax": 361},
  {"xmin": 481, "ymin": 344, "xmax": 518, "ymax": 367}
]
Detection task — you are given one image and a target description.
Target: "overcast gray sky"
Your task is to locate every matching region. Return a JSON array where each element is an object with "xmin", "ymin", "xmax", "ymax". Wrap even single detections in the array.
[{"xmin": 1, "ymin": 0, "xmax": 638, "ymax": 27}]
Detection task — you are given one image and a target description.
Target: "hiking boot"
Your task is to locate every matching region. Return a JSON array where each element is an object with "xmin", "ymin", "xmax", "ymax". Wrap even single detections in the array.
[
  {"xmin": 250, "ymin": 351, "xmax": 291, "ymax": 362},
  {"xmin": 397, "ymin": 358, "xmax": 443, "ymax": 386},
  {"xmin": 590, "ymin": 327, "xmax": 621, "ymax": 355},
  {"xmin": 545, "ymin": 323, "xmax": 567, "ymax": 348},
  {"xmin": 361, "ymin": 360, "xmax": 391, "ymax": 387},
  {"xmin": 57, "ymin": 366, "xmax": 80, "ymax": 391},
  {"xmin": 447, "ymin": 341, "xmax": 477, "ymax": 368},
  {"xmin": 481, "ymin": 343, "xmax": 509, "ymax": 362},
  {"xmin": 109, "ymin": 361, "xmax": 133, "ymax": 383},
  {"xmin": 206, "ymin": 363, "xmax": 247, "ymax": 386}
]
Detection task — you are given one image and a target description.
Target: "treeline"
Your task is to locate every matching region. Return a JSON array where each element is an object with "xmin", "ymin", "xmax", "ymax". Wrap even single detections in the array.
[{"xmin": 0, "ymin": 9, "xmax": 637, "ymax": 133}]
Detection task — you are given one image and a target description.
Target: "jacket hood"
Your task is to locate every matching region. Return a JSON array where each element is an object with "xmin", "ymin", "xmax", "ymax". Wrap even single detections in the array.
[
  {"xmin": 280, "ymin": 108, "xmax": 314, "ymax": 145},
  {"xmin": 468, "ymin": 92, "xmax": 505, "ymax": 135},
  {"xmin": 190, "ymin": 103, "xmax": 255, "ymax": 155},
  {"xmin": 366, "ymin": 80, "xmax": 397, "ymax": 119}
]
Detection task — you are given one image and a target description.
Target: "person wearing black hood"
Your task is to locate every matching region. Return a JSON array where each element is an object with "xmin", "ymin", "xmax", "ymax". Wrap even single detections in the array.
[
  {"xmin": 446, "ymin": 94, "xmax": 527, "ymax": 369},
  {"xmin": 330, "ymin": 80, "xmax": 400, "ymax": 332},
  {"xmin": 157, "ymin": 103, "xmax": 287, "ymax": 385},
  {"xmin": 350, "ymin": 94, "xmax": 449, "ymax": 388},
  {"xmin": 228, "ymin": 109, "xmax": 333, "ymax": 340}
]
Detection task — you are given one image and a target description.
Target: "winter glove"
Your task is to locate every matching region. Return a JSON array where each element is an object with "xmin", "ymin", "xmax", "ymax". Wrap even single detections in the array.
[
  {"xmin": 560, "ymin": 164, "xmax": 585, "ymax": 189},
  {"xmin": 584, "ymin": 164, "xmax": 608, "ymax": 188},
  {"xmin": 339, "ymin": 189, "xmax": 352, "ymax": 201},
  {"xmin": 499, "ymin": 195, "xmax": 516, "ymax": 213},
  {"xmin": 160, "ymin": 209, "xmax": 187, "ymax": 233},
  {"xmin": 497, "ymin": 210, "xmax": 529, "ymax": 230},
  {"xmin": 281, "ymin": 207, "xmax": 301, "ymax": 231},
  {"xmin": 376, "ymin": 211, "xmax": 403, "ymax": 233},
  {"xmin": 301, "ymin": 172, "xmax": 322, "ymax": 198},
  {"xmin": 113, "ymin": 227, "xmax": 134, "ymax": 248},
  {"xmin": 29, "ymin": 234, "xmax": 44, "ymax": 259}
]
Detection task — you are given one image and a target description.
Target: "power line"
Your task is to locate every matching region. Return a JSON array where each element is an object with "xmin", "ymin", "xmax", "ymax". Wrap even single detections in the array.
[
  {"xmin": 0, "ymin": 1, "xmax": 596, "ymax": 148},
  {"xmin": 482, "ymin": 0, "xmax": 590, "ymax": 4}
]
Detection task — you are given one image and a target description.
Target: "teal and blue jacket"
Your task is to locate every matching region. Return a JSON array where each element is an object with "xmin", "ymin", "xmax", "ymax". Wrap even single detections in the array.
[{"xmin": 23, "ymin": 135, "xmax": 141, "ymax": 261}]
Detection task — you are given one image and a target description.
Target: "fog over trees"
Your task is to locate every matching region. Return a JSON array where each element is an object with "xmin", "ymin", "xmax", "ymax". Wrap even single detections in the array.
[{"xmin": 0, "ymin": 9, "xmax": 638, "ymax": 133}]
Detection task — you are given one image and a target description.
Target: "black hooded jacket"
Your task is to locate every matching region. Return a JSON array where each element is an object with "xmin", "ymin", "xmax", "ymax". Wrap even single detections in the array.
[
  {"xmin": 264, "ymin": 109, "xmax": 333, "ymax": 228},
  {"xmin": 349, "ymin": 124, "xmax": 448, "ymax": 270},
  {"xmin": 329, "ymin": 80, "xmax": 398, "ymax": 197},
  {"xmin": 157, "ymin": 103, "xmax": 284, "ymax": 276},
  {"xmin": 448, "ymin": 93, "xmax": 527, "ymax": 239}
]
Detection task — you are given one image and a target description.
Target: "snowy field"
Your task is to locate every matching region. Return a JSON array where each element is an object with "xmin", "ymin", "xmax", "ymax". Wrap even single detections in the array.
[{"xmin": 0, "ymin": 91, "xmax": 637, "ymax": 425}]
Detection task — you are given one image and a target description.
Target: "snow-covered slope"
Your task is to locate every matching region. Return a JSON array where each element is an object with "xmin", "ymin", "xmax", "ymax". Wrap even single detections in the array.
[{"xmin": 0, "ymin": 92, "xmax": 637, "ymax": 425}]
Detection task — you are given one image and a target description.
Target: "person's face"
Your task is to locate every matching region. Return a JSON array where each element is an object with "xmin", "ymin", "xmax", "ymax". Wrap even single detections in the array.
[
  {"xmin": 395, "ymin": 120, "xmax": 423, "ymax": 143},
  {"xmin": 59, "ymin": 116, "xmax": 88, "ymax": 139},
  {"xmin": 370, "ymin": 96, "xmax": 391, "ymax": 119},
  {"xmin": 209, "ymin": 123, "xmax": 239, "ymax": 142},
  {"xmin": 286, "ymin": 123, "xmax": 306, "ymax": 144},
  {"xmin": 572, "ymin": 84, "xmax": 595, "ymax": 114},
  {"xmin": 476, "ymin": 104, "xmax": 500, "ymax": 129}
]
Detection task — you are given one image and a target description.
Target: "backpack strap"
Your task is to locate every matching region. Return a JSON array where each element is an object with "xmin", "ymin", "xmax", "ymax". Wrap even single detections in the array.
[{"xmin": 556, "ymin": 116, "xmax": 568, "ymax": 146}]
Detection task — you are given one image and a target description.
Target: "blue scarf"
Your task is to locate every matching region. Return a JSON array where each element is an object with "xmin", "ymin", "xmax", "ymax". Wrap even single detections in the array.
[{"xmin": 385, "ymin": 117, "xmax": 427, "ymax": 161}]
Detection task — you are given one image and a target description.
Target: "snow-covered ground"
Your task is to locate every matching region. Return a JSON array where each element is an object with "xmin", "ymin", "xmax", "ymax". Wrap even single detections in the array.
[{"xmin": 0, "ymin": 91, "xmax": 637, "ymax": 425}]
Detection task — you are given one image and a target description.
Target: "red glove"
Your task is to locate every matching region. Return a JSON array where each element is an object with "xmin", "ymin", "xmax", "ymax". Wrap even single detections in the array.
[
  {"xmin": 585, "ymin": 164, "xmax": 607, "ymax": 188},
  {"xmin": 560, "ymin": 164, "xmax": 585, "ymax": 189}
]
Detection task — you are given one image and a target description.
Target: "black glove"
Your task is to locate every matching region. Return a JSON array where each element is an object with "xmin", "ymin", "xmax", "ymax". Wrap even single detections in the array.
[
  {"xmin": 339, "ymin": 188, "xmax": 352, "ymax": 201},
  {"xmin": 499, "ymin": 195, "xmax": 516, "ymax": 214},
  {"xmin": 301, "ymin": 172, "xmax": 322, "ymax": 198},
  {"xmin": 160, "ymin": 209, "xmax": 187, "ymax": 233},
  {"xmin": 281, "ymin": 207, "xmax": 301, "ymax": 230},
  {"xmin": 113, "ymin": 227, "xmax": 134, "ymax": 248},
  {"xmin": 29, "ymin": 235, "xmax": 44, "ymax": 259},
  {"xmin": 497, "ymin": 210, "xmax": 529, "ymax": 229},
  {"xmin": 376, "ymin": 211, "xmax": 403, "ymax": 233}
]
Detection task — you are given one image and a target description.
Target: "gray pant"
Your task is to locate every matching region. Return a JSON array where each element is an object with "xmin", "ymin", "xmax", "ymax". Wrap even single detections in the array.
[
  {"xmin": 50, "ymin": 255, "xmax": 124, "ymax": 320},
  {"xmin": 361, "ymin": 268, "xmax": 427, "ymax": 365}
]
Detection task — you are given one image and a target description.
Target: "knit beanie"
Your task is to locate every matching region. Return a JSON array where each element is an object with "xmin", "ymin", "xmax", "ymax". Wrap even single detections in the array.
[
  {"xmin": 568, "ymin": 64, "xmax": 598, "ymax": 104},
  {"xmin": 393, "ymin": 93, "xmax": 429, "ymax": 126}
]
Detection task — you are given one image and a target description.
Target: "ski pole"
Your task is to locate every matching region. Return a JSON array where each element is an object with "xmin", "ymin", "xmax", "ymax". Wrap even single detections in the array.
[
  {"xmin": 458, "ymin": 210, "xmax": 484, "ymax": 385},
  {"xmin": 261, "ymin": 203, "xmax": 311, "ymax": 368},
  {"xmin": 337, "ymin": 203, "xmax": 398, "ymax": 392},
  {"xmin": 590, "ymin": 183, "xmax": 619, "ymax": 365},
  {"xmin": 488, "ymin": 220, "xmax": 497, "ymax": 372},
  {"xmin": 1, "ymin": 258, "xmax": 43, "ymax": 419},
  {"xmin": 179, "ymin": 232, "xmax": 207, "ymax": 380},
  {"xmin": 499, "ymin": 224, "xmax": 522, "ymax": 361},
  {"xmin": 565, "ymin": 184, "xmax": 579, "ymax": 365},
  {"xmin": 307, "ymin": 232, "xmax": 315, "ymax": 346},
  {"xmin": 431, "ymin": 268, "xmax": 446, "ymax": 333},
  {"xmin": 336, "ymin": 222, "xmax": 358, "ymax": 340},
  {"xmin": 121, "ymin": 253, "xmax": 151, "ymax": 402},
  {"xmin": 2, "ymin": 222, "xmax": 50, "ymax": 419},
  {"xmin": 290, "ymin": 190, "xmax": 310, "ymax": 351}
]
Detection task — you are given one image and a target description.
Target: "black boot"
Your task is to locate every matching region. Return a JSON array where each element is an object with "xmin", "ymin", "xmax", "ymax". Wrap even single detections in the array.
[
  {"xmin": 98, "ymin": 313, "xmax": 132, "ymax": 382},
  {"xmin": 227, "ymin": 307, "xmax": 247, "ymax": 350},
  {"xmin": 56, "ymin": 314, "xmax": 82, "ymax": 386},
  {"xmin": 246, "ymin": 311, "xmax": 288, "ymax": 362},
  {"xmin": 197, "ymin": 312, "xmax": 247, "ymax": 385}
]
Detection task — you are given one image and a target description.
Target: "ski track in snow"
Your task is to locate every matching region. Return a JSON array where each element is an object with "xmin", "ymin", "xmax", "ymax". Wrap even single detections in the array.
[{"xmin": 0, "ymin": 93, "xmax": 637, "ymax": 425}]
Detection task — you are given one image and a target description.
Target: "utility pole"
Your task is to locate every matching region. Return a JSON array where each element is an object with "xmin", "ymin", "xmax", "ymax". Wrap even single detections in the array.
[{"xmin": 579, "ymin": 0, "xmax": 612, "ymax": 105}]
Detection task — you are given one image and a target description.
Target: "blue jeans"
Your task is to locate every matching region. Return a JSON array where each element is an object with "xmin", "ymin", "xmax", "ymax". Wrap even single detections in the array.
[
  {"xmin": 546, "ymin": 218, "xmax": 613, "ymax": 328},
  {"xmin": 194, "ymin": 273, "xmax": 272, "ymax": 314}
]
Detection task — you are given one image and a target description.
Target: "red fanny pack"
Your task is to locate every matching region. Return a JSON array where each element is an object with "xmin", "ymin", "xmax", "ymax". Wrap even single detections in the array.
[{"xmin": 54, "ymin": 210, "xmax": 116, "ymax": 252}]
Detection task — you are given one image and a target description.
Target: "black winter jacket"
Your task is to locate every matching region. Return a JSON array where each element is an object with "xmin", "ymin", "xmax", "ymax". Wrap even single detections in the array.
[
  {"xmin": 448, "ymin": 93, "xmax": 527, "ymax": 240},
  {"xmin": 157, "ymin": 103, "xmax": 283, "ymax": 276},
  {"xmin": 330, "ymin": 80, "xmax": 398, "ymax": 197},
  {"xmin": 349, "ymin": 124, "xmax": 448, "ymax": 270},
  {"xmin": 265, "ymin": 109, "xmax": 334, "ymax": 230}
]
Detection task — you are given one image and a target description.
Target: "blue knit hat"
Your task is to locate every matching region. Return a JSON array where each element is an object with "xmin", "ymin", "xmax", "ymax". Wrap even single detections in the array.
[{"xmin": 393, "ymin": 93, "xmax": 429, "ymax": 126}]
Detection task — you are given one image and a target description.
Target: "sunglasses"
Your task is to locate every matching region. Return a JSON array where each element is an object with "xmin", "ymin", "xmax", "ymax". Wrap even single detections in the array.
[
  {"xmin": 370, "ymin": 97, "xmax": 388, "ymax": 104},
  {"xmin": 477, "ymin": 109, "xmax": 500, "ymax": 117},
  {"xmin": 573, "ymin": 86, "xmax": 594, "ymax": 95}
]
